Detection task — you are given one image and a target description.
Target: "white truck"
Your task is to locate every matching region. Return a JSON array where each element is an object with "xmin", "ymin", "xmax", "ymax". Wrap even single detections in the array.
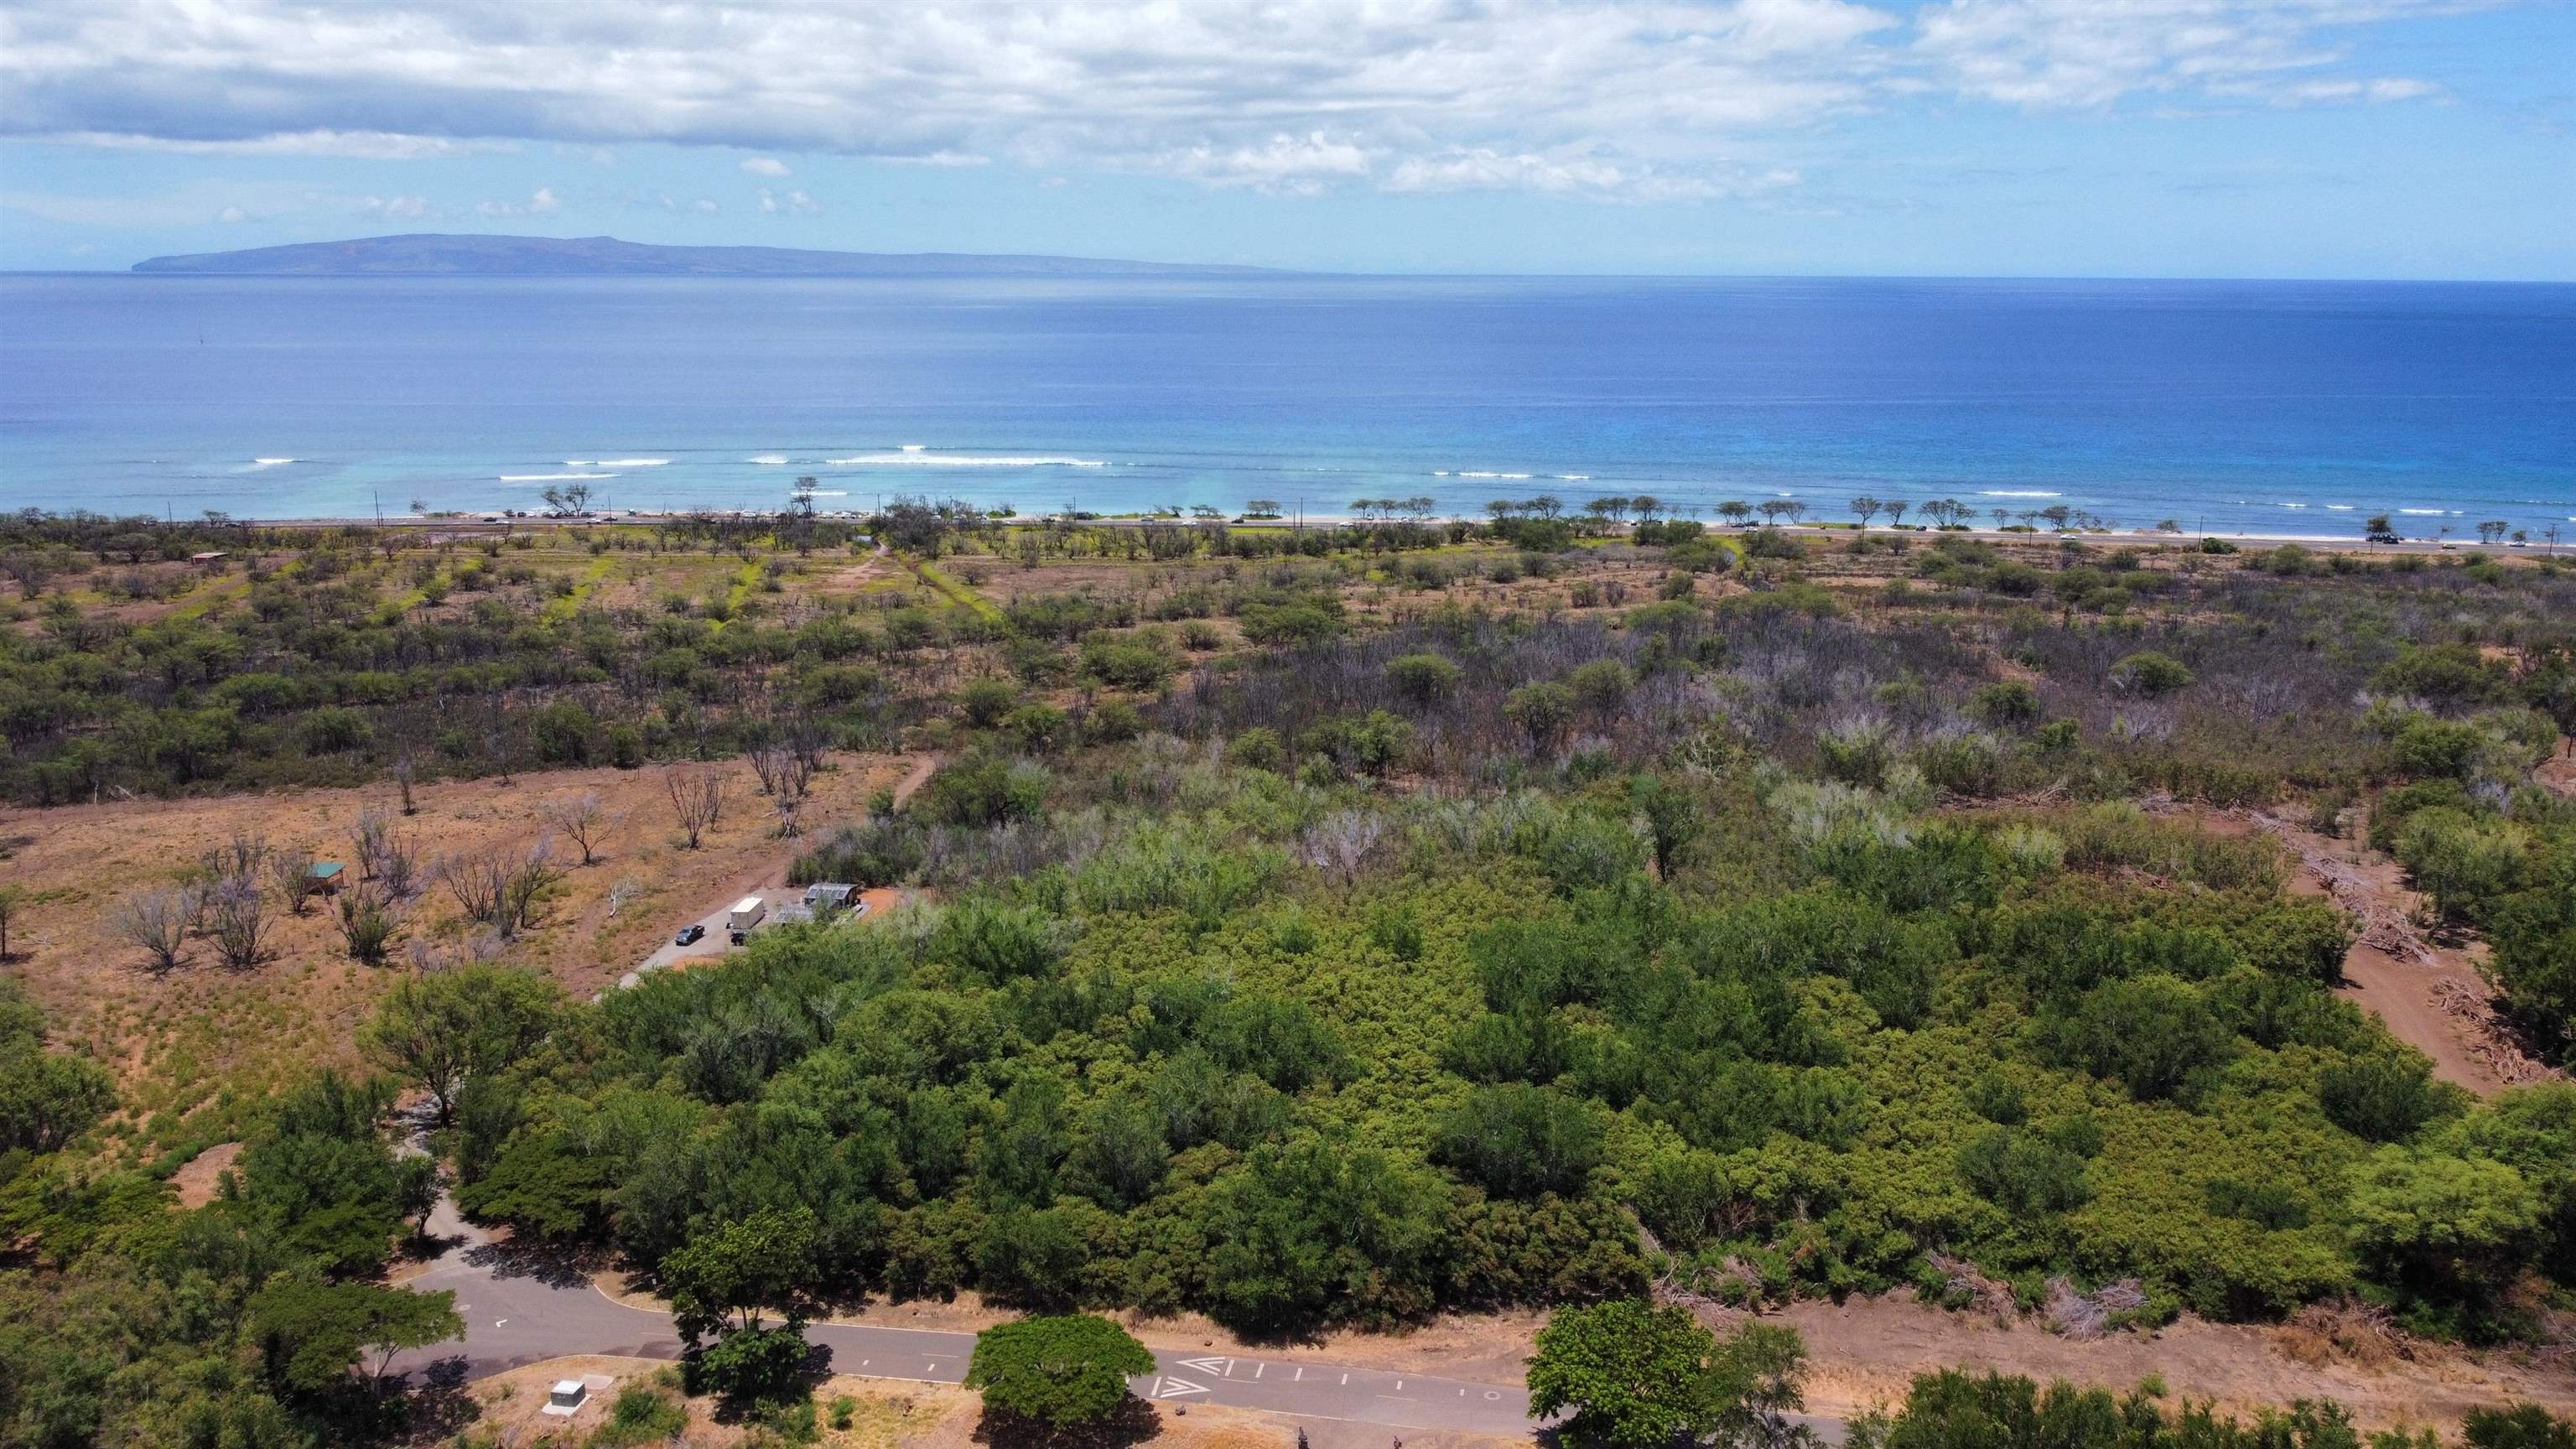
[{"xmin": 726, "ymin": 896, "xmax": 767, "ymax": 945}]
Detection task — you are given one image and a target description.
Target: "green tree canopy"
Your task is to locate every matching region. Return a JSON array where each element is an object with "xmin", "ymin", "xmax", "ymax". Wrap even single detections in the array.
[
  {"xmin": 357, "ymin": 963, "xmax": 560, "ymax": 1124},
  {"xmin": 247, "ymin": 1276, "xmax": 462, "ymax": 1396},
  {"xmin": 662, "ymin": 1206, "xmax": 818, "ymax": 1343},
  {"xmin": 1527, "ymin": 1299, "xmax": 1718, "ymax": 1449},
  {"xmin": 965, "ymin": 1313, "xmax": 1155, "ymax": 1431}
]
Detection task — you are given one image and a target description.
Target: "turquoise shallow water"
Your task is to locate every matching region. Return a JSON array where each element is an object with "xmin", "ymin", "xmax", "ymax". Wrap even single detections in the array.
[{"xmin": 2, "ymin": 273, "xmax": 2570, "ymax": 538}]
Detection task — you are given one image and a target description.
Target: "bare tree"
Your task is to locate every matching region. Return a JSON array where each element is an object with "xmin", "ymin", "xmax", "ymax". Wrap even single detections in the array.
[
  {"xmin": 267, "ymin": 844, "xmax": 319, "ymax": 915},
  {"xmin": 1299, "ymin": 809, "xmax": 1388, "ymax": 886},
  {"xmin": 393, "ymin": 752, "xmax": 420, "ymax": 816},
  {"xmin": 352, "ymin": 805, "xmax": 393, "ymax": 881},
  {"xmin": 205, "ymin": 875, "xmax": 276, "ymax": 970},
  {"xmin": 747, "ymin": 740, "xmax": 793, "ymax": 798},
  {"xmin": 748, "ymin": 738, "xmax": 817, "ymax": 818},
  {"xmin": 351, "ymin": 805, "xmax": 423, "ymax": 897},
  {"xmin": 201, "ymin": 830, "xmax": 268, "ymax": 883},
  {"xmin": 336, "ymin": 886, "xmax": 403, "ymax": 965},
  {"xmin": 542, "ymin": 792, "xmax": 614, "ymax": 866},
  {"xmin": 434, "ymin": 836, "xmax": 558, "ymax": 937},
  {"xmin": 112, "ymin": 886, "xmax": 198, "ymax": 974},
  {"xmin": 667, "ymin": 766, "xmax": 725, "ymax": 849}
]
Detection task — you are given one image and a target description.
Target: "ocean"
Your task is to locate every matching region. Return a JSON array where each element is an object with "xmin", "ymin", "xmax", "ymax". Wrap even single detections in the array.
[{"xmin": 3, "ymin": 273, "xmax": 2571, "ymax": 538}]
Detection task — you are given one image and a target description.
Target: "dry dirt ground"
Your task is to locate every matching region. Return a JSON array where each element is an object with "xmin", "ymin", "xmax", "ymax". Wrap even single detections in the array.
[
  {"xmin": 449, "ymin": 1354, "xmax": 1498, "ymax": 1449},
  {"xmin": 0, "ymin": 750, "xmax": 925, "ymax": 1156},
  {"xmin": 2196, "ymin": 808, "xmax": 2557, "ymax": 1096}
]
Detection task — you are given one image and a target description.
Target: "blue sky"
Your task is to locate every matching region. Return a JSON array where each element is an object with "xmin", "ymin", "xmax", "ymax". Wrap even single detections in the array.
[{"xmin": 3, "ymin": 0, "xmax": 2569, "ymax": 278}]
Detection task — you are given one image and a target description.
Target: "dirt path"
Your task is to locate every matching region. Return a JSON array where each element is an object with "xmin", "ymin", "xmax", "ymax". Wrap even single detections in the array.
[
  {"xmin": 1772, "ymin": 1292, "xmax": 2576, "ymax": 1434},
  {"xmin": 2199, "ymin": 808, "xmax": 2538, "ymax": 1095},
  {"xmin": 2540, "ymin": 736, "xmax": 2576, "ymax": 800},
  {"xmin": 823, "ymin": 541, "xmax": 892, "ymax": 595}
]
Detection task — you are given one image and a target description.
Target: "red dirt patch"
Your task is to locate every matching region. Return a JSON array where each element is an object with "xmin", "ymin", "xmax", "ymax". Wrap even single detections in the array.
[{"xmin": 168, "ymin": 1140, "xmax": 242, "ymax": 1208}]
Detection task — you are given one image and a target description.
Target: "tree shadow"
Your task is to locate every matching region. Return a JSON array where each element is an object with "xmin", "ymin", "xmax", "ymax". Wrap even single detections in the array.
[
  {"xmin": 971, "ymin": 1395, "xmax": 1161, "ymax": 1449},
  {"xmin": 392, "ymin": 1358, "xmax": 482, "ymax": 1446},
  {"xmin": 460, "ymin": 1236, "xmax": 609, "ymax": 1291}
]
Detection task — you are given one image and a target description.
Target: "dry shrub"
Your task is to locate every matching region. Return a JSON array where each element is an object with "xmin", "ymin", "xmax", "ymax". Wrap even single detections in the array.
[
  {"xmin": 1928, "ymin": 1251, "xmax": 2016, "ymax": 1323},
  {"xmin": 2277, "ymin": 1296, "xmax": 2413, "ymax": 1369},
  {"xmin": 2044, "ymin": 1275, "xmax": 2146, "ymax": 1341}
]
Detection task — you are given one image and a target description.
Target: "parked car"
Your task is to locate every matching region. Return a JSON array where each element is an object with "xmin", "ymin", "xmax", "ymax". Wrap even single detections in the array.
[{"xmin": 674, "ymin": 923, "xmax": 705, "ymax": 947}]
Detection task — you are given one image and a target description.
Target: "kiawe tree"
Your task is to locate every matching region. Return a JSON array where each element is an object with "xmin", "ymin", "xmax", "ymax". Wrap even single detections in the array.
[
  {"xmin": 359, "ymin": 962, "xmax": 560, "ymax": 1125},
  {"xmin": 966, "ymin": 1313, "xmax": 1156, "ymax": 1435},
  {"xmin": 663, "ymin": 1207, "xmax": 820, "ymax": 1404},
  {"xmin": 1530, "ymin": 1299, "xmax": 1818, "ymax": 1449},
  {"xmin": 247, "ymin": 1275, "xmax": 462, "ymax": 1399}
]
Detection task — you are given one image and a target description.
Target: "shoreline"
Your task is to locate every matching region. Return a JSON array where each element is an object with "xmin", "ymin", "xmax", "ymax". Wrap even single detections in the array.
[{"xmin": 223, "ymin": 512, "xmax": 2561, "ymax": 555}]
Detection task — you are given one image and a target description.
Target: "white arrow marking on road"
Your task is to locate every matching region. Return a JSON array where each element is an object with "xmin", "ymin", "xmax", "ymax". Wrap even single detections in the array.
[
  {"xmin": 1179, "ymin": 1357, "xmax": 1230, "ymax": 1374},
  {"xmin": 494, "ymin": 1320, "xmax": 506, "ymax": 1327},
  {"xmin": 1155, "ymin": 1378, "xmax": 1209, "ymax": 1400}
]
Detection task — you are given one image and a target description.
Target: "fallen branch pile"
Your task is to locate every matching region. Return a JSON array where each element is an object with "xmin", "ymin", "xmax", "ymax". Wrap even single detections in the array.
[{"xmin": 2431, "ymin": 976, "xmax": 2553, "ymax": 1087}]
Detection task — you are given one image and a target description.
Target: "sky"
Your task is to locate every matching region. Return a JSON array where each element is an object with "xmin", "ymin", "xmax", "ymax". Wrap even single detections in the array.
[{"xmin": 1, "ymin": 0, "xmax": 2570, "ymax": 278}]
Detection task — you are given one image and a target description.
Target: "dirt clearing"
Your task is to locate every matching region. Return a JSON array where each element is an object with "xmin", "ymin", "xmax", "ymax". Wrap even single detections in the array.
[{"xmin": 0, "ymin": 751, "xmax": 924, "ymax": 1155}]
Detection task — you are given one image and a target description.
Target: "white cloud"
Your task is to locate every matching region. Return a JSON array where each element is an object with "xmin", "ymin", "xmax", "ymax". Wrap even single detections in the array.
[
  {"xmin": 0, "ymin": 0, "xmax": 2500, "ymax": 202},
  {"xmin": 757, "ymin": 187, "xmax": 818, "ymax": 215},
  {"xmin": 358, "ymin": 194, "xmax": 437, "ymax": 219},
  {"xmin": 1385, "ymin": 149, "xmax": 1800, "ymax": 201},
  {"xmin": 23, "ymin": 129, "xmax": 517, "ymax": 158},
  {"xmin": 1160, "ymin": 132, "xmax": 1374, "ymax": 194},
  {"xmin": 475, "ymin": 185, "xmax": 560, "ymax": 216},
  {"xmin": 693, "ymin": 197, "xmax": 719, "ymax": 213},
  {"xmin": 1910, "ymin": 0, "xmax": 2496, "ymax": 110},
  {"xmin": 216, "ymin": 205, "xmax": 249, "ymax": 222}
]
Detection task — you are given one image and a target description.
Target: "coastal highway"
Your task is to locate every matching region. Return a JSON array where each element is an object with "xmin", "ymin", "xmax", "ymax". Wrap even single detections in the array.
[{"xmin": 389, "ymin": 1197, "xmax": 1846, "ymax": 1442}]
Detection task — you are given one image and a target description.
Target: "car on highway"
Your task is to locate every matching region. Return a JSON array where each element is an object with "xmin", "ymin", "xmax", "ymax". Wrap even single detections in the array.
[{"xmin": 674, "ymin": 924, "xmax": 705, "ymax": 947}]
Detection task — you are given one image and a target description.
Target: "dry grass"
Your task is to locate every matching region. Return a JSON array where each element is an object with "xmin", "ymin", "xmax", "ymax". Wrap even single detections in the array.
[{"xmin": 0, "ymin": 751, "xmax": 921, "ymax": 1161}]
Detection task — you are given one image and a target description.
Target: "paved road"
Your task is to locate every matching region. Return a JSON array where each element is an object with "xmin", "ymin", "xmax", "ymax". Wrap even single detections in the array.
[{"xmin": 392, "ymin": 1198, "xmax": 1844, "ymax": 1441}]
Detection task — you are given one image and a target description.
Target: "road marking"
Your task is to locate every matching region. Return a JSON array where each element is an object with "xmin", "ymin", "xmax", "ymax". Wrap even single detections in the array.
[
  {"xmin": 1295, "ymin": 1366, "xmax": 1304, "ymax": 1382},
  {"xmin": 1255, "ymin": 1363, "xmax": 1265, "ymax": 1379},
  {"xmin": 1340, "ymin": 1373, "xmax": 1348, "ymax": 1385},
  {"xmin": 1181, "ymin": 1357, "xmax": 1231, "ymax": 1374},
  {"xmin": 494, "ymin": 1320, "xmax": 507, "ymax": 1327},
  {"xmin": 1394, "ymin": 1380, "xmax": 1404, "ymax": 1391},
  {"xmin": 1154, "ymin": 1378, "xmax": 1209, "ymax": 1400}
]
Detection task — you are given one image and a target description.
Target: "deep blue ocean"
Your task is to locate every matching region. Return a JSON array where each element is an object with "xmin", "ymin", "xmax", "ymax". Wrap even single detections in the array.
[{"xmin": 3, "ymin": 273, "xmax": 2570, "ymax": 538}]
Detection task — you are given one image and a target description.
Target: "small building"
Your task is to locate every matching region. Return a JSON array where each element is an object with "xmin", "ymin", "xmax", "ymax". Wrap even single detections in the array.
[
  {"xmin": 190, "ymin": 551, "xmax": 229, "ymax": 564},
  {"xmin": 803, "ymin": 882, "xmax": 858, "ymax": 913},
  {"xmin": 769, "ymin": 903, "xmax": 816, "ymax": 928},
  {"xmin": 306, "ymin": 861, "xmax": 346, "ymax": 895}
]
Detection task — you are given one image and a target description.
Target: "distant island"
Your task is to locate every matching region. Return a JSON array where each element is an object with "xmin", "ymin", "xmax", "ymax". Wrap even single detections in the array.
[{"xmin": 131, "ymin": 232, "xmax": 1280, "ymax": 278}]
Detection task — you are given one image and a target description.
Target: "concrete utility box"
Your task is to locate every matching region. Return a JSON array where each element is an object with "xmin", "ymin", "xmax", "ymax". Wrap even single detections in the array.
[{"xmin": 543, "ymin": 1380, "xmax": 588, "ymax": 1415}]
